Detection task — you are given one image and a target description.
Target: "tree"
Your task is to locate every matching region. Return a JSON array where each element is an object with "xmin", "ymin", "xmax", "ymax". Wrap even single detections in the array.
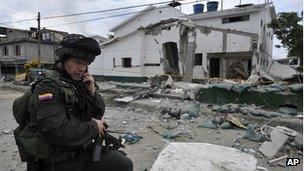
[{"xmin": 268, "ymin": 11, "xmax": 303, "ymax": 67}]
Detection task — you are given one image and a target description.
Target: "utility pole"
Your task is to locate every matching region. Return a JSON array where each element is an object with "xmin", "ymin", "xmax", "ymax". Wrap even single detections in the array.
[
  {"xmin": 221, "ymin": 0, "xmax": 223, "ymax": 10},
  {"xmin": 37, "ymin": 12, "xmax": 41, "ymax": 68}
]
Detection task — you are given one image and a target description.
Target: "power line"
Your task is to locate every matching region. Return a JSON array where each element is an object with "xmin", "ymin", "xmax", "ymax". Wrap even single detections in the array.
[
  {"xmin": 42, "ymin": 1, "xmax": 173, "ymax": 20},
  {"xmin": 46, "ymin": 0, "xmax": 202, "ymax": 28},
  {"xmin": 0, "ymin": 1, "xmax": 174, "ymax": 25}
]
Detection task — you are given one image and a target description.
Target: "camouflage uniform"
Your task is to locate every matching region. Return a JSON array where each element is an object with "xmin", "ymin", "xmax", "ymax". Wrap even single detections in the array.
[{"xmin": 26, "ymin": 34, "xmax": 133, "ymax": 171}]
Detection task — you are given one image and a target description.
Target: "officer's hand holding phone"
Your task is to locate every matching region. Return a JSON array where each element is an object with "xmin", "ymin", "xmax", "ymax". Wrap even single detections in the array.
[{"xmin": 82, "ymin": 69, "xmax": 95, "ymax": 96}]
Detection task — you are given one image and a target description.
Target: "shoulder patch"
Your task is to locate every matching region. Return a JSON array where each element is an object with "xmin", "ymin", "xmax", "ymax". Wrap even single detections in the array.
[{"xmin": 38, "ymin": 93, "xmax": 53, "ymax": 101}]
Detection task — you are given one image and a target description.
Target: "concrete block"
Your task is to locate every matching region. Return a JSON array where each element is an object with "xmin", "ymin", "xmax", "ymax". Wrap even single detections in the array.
[
  {"xmin": 258, "ymin": 129, "xmax": 289, "ymax": 158},
  {"xmin": 151, "ymin": 142, "xmax": 257, "ymax": 171}
]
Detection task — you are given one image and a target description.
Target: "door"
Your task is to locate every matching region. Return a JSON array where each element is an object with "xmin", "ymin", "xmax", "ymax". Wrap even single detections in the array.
[{"xmin": 209, "ymin": 58, "xmax": 220, "ymax": 78}]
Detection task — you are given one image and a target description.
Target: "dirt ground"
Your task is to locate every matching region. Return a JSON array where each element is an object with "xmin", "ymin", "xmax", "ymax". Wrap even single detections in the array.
[{"xmin": 0, "ymin": 87, "xmax": 302, "ymax": 171}]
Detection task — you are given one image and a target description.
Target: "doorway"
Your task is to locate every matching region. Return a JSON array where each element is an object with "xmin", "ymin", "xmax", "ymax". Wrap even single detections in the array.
[
  {"xmin": 209, "ymin": 58, "xmax": 220, "ymax": 78},
  {"xmin": 162, "ymin": 42, "xmax": 179, "ymax": 75}
]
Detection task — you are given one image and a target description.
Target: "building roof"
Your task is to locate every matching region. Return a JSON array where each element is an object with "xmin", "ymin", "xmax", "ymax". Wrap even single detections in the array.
[
  {"xmin": 0, "ymin": 38, "xmax": 59, "ymax": 45},
  {"xmin": 188, "ymin": 3, "xmax": 276, "ymax": 20},
  {"xmin": 110, "ymin": 5, "xmax": 184, "ymax": 32}
]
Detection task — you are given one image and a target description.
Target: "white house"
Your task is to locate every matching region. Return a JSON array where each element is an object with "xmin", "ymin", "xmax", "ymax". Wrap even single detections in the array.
[{"xmin": 90, "ymin": 2, "xmax": 276, "ymax": 82}]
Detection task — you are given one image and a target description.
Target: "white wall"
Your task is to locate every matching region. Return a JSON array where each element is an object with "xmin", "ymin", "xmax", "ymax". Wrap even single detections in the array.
[{"xmin": 90, "ymin": 32, "xmax": 142, "ymax": 77}]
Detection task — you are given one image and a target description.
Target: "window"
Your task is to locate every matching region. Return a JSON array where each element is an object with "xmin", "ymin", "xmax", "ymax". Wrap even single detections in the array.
[
  {"xmin": 222, "ymin": 15, "xmax": 250, "ymax": 24},
  {"xmin": 1, "ymin": 67, "xmax": 15, "ymax": 74},
  {"xmin": 260, "ymin": 20, "xmax": 263, "ymax": 27},
  {"xmin": 194, "ymin": 53, "xmax": 202, "ymax": 66},
  {"xmin": 113, "ymin": 58, "xmax": 116, "ymax": 68},
  {"xmin": 122, "ymin": 58, "xmax": 132, "ymax": 68},
  {"xmin": 15, "ymin": 45, "xmax": 21, "ymax": 56},
  {"xmin": 3, "ymin": 46, "xmax": 8, "ymax": 56}
]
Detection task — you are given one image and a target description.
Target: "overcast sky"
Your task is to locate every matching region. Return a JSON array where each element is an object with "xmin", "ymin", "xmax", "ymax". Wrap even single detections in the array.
[{"xmin": 0, "ymin": 0, "xmax": 303, "ymax": 59}]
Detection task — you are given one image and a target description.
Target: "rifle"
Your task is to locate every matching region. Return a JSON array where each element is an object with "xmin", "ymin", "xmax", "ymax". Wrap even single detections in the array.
[{"xmin": 92, "ymin": 123, "xmax": 126, "ymax": 161}]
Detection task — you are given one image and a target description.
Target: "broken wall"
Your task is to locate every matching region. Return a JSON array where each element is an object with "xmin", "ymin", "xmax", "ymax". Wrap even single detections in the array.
[{"xmin": 143, "ymin": 28, "xmax": 180, "ymax": 77}]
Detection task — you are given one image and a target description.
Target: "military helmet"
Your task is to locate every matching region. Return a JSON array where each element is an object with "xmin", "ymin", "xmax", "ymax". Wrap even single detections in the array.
[{"xmin": 55, "ymin": 34, "xmax": 101, "ymax": 64}]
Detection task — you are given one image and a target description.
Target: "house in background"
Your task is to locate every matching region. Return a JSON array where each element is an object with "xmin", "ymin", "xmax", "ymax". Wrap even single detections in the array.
[
  {"xmin": 0, "ymin": 27, "xmax": 68, "ymax": 79},
  {"xmin": 90, "ymin": 2, "xmax": 276, "ymax": 82}
]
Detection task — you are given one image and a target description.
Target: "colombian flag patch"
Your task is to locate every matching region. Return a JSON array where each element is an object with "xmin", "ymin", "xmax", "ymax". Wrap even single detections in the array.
[{"xmin": 38, "ymin": 93, "xmax": 53, "ymax": 101}]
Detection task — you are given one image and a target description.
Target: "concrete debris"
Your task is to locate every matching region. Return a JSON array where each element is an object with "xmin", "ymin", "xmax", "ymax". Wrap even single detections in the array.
[
  {"xmin": 268, "ymin": 155, "xmax": 288, "ymax": 164},
  {"xmin": 264, "ymin": 84, "xmax": 287, "ymax": 93},
  {"xmin": 295, "ymin": 114, "xmax": 303, "ymax": 119},
  {"xmin": 278, "ymin": 107, "xmax": 297, "ymax": 116},
  {"xmin": 258, "ymin": 128, "xmax": 289, "ymax": 158},
  {"xmin": 162, "ymin": 130, "xmax": 190, "ymax": 140},
  {"xmin": 198, "ymin": 120, "xmax": 218, "ymax": 129},
  {"xmin": 219, "ymin": 122, "xmax": 234, "ymax": 129},
  {"xmin": 245, "ymin": 74, "xmax": 260, "ymax": 85},
  {"xmin": 212, "ymin": 103, "xmax": 240, "ymax": 113},
  {"xmin": 187, "ymin": 103, "xmax": 200, "ymax": 118},
  {"xmin": 258, "ymin": 71, "xmax": 275, "ymax": 83},
  {"xmin": 288, "ymin": 84, "xmax": 303, "ymax": 94},
  {"xmin": 115, "ymin": 96, "xmax": 135, "ymax": 103},
  {"xmin": 150, "ymin": 99, "xmax": 162, "ymax": 103},
  {"xmin": 232, "ymin": 142, "xmax": 256, "ymax": 156},
  {"xmin": 243, "ymin": 126, "xmax": 266, "ymax": 142},
  {"xmin": 3, "ymin": 129, "xmax": 12, "ymax": 134},
  {"xmin": 165, "ymin": 75, "xmax": 173, "ymax": 88},
  {"xmin": 227, "ymin": 62, "xmax": 248, "ymax": 80},
  {"xmin": 248, "ymin": 109, "xmax": 282, "ymax": 118},
  {"xmin": 150, "ymin": 142, "xmax": 257, "ymax": 171},
  {"xmin": 256, "ymin": 166, "xmax": 269, "ymax": 171},
  {"xmin": 269, "ymin": 60, "xmax": 298, "ymax": 80}
]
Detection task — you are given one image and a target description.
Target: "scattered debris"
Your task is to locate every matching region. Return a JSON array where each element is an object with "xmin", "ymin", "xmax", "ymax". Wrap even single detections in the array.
[
  {"xmin": 226, "ymin": 114, "xmax": 246, "ymax": 129},
  {"xmin": 268, "ymin": 155, "xmax": 288, "ymax": 165},
  {"xmin": 243, "ymin": 126, "xmax": 266, "ymax": 142},
  {"xmin": 3, "ymin": 129, "xmax": 12, "ymax": 134},
  {"xmin": 219, "ymin": 121, "xmax": 234, "ymax": 129},
  {"xmin": 288, "ymin": 84, "xmax": 303, "ymax": 94},
  {"xmin": 248, "ymin": 109, "xmax": 282, "ymax": 118},
  {"xmin": 187, "ymin": 103, "xmax": 200, "ymax": 118},
  {"xmin": 162, "ymin": 130, "xmax": 190, "ymax": 140},
  {"xmin": 198, "ymin": 120, "xmax": 218, "ymax": 129},
  {"xmin": 227, "ymin": 62, "xmax": 248, "ymax": 80},
  {"xmin": 115, "ymin": 96, "xmax": 135, "ymax": 103},
  {"xmin": 258, "ymin": 128, "xmax": 289, "ymax": 158},
  {"xmin": 150, "ymin": 99, "xmax": 162, "ymax": 103},
  {"xmin": 119, "ymin": 133, "xmax": 143, "ymax": 144}
]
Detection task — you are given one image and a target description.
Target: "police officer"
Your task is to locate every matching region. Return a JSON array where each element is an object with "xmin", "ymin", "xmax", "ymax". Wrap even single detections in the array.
[{"xmin": 28, "ymin": 34, "xmax": 133, "ymax": 171}]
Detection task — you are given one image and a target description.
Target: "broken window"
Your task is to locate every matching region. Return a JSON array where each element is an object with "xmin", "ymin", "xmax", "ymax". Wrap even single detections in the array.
[
  {"xmin": 3, "ymin": 46, "xmax": 8, "ymax": 56},
  {"xmin": 113, "ymin": 58, "xmax": 116, "ymax": 68},
  {"xmin": 194, "ymin": 53, "xmax": 202, "ymax": 66},
  {"xmin": 222, "ymin": 15, "xmax": 250, "ymax": 24},
  {"xmin": 15, "ymin": 45, "xmax": 21, "ymax": 56},
  {"xmin": 122, "ymin": 57, "xmax": 132, "ymax": 68}
]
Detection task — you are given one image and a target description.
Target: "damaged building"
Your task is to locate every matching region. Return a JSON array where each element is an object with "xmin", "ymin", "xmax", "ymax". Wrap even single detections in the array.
[{"xmin": 90, "ymin": 2, "xmax": 276, "ymax": 82}]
